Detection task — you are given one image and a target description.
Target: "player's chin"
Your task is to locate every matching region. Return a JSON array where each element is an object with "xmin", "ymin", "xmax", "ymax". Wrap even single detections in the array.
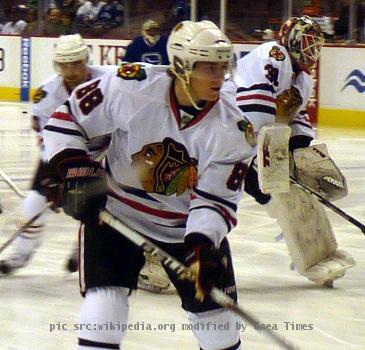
[
  {"xmin": 65, "ymin": 78, "xmax": 81, "ymax": 87},
  {"xmin": 205, "ymin": 89, "xmax": 221, "ymax": 101}
]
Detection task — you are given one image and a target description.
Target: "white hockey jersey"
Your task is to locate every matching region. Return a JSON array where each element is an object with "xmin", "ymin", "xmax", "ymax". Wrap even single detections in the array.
[
  {"xmin": 43, "ymin": 63, "xmax": 255, "ymax": 246},
  {"xmin": 32, "ymin": 65, "xmax": 114, "ymax": 160},
  {"xmin": 234, "ymin": 41, "xmax": 315, "ymax": 140}
]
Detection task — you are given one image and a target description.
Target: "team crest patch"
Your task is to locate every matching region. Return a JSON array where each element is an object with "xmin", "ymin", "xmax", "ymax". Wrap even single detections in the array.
[
  {"xmin": 32, "ymin": 88, "xmax": 47, "ymax": 103},
  {"xmin": 131, "ymin": 137, "xmax": 198, "ymax": 196},
  {"xmin": 269, "ymin": 46, "xmax": 286, "ymax": 61},
  {"xmin": 117, "ymin": 63, "xmax": 147, "ymax": 81},
  {"xmin": 237, "ymin": 118, "xmax": 257, "ymax": 146}
]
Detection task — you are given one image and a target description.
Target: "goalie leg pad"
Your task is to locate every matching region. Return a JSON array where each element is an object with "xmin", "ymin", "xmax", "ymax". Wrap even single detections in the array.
[
  {"xmin": 304, "ymin": 249, "xmax": 355, "ymax": 286},
  {"xmin": 269, "ymin": 185, "xmax": 354, "ymax": 284}
]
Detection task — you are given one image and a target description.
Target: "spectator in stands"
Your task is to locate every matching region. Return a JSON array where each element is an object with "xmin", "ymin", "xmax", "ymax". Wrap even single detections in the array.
[
  {"xmin": 76, "ymin": 0, "xmax": 105, "ymax": 28},
  {"xmin": 164, "ymin": 0, "xmax": 190, "ymax": 34},
  {"xmin": 22, "ymin": 7, "xmax": 39, "ymax": 36},
  {"xmin": 51, "ymin": 0, "xmax": 79, "ymax": 14},
  {"xmin": 44, "ymin": 8, "xmax": 68, "ymax": 36},
  {"xmin": 97, "ymin": 0, "xmax": 123, "ymax": 29},
  {"xmin": 123, "ymin": 19, "xmax": 169, "ymax": 65},
  {"xmin": 1, "ymin": 5, "xmax": 28, "ymax": 35}
]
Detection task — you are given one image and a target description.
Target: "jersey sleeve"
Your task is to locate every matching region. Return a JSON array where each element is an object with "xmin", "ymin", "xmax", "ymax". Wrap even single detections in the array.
[
  {"xmin": 43, "ymin": 71, "xmax": 121, "ymax": 161},
  {"xmin": 185, "ymin": 124, "xmax": 252, "ymax": 247},
  {"xmin": 32, "ymin": 84, "xmax": 58, "ymax": 156},
  {"xmin": 290, "ymin": 71, "xmax": 315, "ymax": 139}
]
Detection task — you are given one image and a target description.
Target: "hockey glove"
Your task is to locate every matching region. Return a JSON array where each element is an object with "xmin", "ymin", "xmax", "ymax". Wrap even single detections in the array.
[
  {"xmin": 289, "ymin": 135, "xmax": 312, "ymax": 153},
  {"xmin": 58, "ymin": 157, "xmax": 107, "ymax": 222},
  {"xmin": 244, "ymin": 158, "xmax": 271, "ymax": 205},
  {"xmin": 184, "ymin": 233, "xmax": 227, "ymax": 302}
]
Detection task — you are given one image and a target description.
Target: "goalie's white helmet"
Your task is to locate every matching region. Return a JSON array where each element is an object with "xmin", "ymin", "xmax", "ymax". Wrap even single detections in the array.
[
  {"xmin": 167, "ymin": 20, "xmax": 233, "ymax": 78},
  {"xmin": 54, "ymin": 34, "xmax": 88, "ymax": 63}
]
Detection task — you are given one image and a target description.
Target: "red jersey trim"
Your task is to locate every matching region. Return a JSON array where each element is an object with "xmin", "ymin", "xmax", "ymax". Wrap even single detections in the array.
[
  {"xmin": 51, "ymin": 111, "xmax": 74, "ymax": 122},
  {"xmin": 169, "ymin": 83, "xmax": 218, "ymax": 130},
  {"xmin": 110, "ymin": 192, "xmax": 188, "ymax": 220}
]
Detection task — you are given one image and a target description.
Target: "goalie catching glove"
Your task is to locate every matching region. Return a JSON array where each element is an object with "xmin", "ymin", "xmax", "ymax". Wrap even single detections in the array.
[
  {"xmin": 184, "ymin": 233, "xmax": 228, "ymax": 302},
  {"xmin": 57, "ymin": 156, "xmax": 107, "ymax": 222}
]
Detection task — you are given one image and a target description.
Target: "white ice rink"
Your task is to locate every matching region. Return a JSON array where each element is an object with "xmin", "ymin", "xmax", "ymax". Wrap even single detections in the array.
[{"xmin": 0, "ymin": 102, "xmax": 364, "ymax": 350}]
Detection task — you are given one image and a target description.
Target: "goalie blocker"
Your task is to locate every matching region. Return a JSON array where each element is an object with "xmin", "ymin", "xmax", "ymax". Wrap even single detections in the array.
[{"xmin": 257, "ymin": 125, "xmax": 355, "ymax": 286}]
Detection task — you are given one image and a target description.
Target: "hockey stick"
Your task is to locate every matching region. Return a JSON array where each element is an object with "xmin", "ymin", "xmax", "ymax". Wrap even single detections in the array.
[
  {"xmin": 0, "ymin": 168, "xmax": 25, "ymax": 198},
  {"xmin": 0, "ymin": 202, "xmax": 53, "ymax": 255},
  {"xmin": 99, "ymin": 210, "xmax": 300, "ymax": 350},
  {"xmin": 290, "ymin": 176, "xmax": 365, "ymax": 235}
]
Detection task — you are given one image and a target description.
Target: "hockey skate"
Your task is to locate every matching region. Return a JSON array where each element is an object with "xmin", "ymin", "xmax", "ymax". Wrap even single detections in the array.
[
  {"xmin": 138, "ymin": 251, "xmax": 172, "ymax": 293},
  {"xmin": 303, "ymin": 249, "xmax": 355, "ymax": 288},
  {"xmin": 0, "ymin": 252, "xmax": 33, "ymax": 275}
]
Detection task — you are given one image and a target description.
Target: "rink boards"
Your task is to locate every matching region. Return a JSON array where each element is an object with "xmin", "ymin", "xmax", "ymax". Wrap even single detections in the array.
[{"xmin": 0, "ymin": 35, "xmax": 364, "ymax": 127}]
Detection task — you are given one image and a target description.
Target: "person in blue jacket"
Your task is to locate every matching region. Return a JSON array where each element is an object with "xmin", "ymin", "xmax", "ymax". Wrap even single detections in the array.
[{"xmin": 123, "ymin": 19, "xmax": 169, "ymax": 65}]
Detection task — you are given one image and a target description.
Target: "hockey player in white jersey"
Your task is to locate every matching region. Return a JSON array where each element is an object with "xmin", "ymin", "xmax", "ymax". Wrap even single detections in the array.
[
  {"xmin": 0, "ymin": 34, "xmax": 113, "ymax": 275},
  {"xmin": 43, "ymin": 21, "xmax": 255, "ymax": 350},
  {"xmin": 234, "ymin": 15, "xmax": 354, "ymax": 286}
]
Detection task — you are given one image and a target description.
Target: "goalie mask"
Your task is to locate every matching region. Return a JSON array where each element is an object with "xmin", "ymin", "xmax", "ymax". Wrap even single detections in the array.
[
  {"xmin": 167, "ymin": 20, "xmax": 233, "ymax": 109},
  {"xmin": 279, "ymin": 16, "xmax": 324, "ymax": 72}
]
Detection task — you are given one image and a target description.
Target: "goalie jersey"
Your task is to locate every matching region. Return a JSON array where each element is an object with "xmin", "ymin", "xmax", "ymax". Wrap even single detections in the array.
[
  {"xmin": 43, "ymin": 63, "xmax": 255, "ymax": 246},
  {"xmin": 234, "ymin": 41, "xmax": 315, "ymax": 140},
  {"xmin": 32, "ymin": 65, "xmax": 114, "ymax": 160}
]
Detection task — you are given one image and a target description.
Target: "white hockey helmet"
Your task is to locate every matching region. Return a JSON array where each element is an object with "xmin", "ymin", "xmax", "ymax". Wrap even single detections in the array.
[
  {"xmin": 54, "ymin": 34, "xmax": 88, "ymax": 63},
  {"xmin": 167, "ymin": 20, "xmax": 233, "ymax": 78}
]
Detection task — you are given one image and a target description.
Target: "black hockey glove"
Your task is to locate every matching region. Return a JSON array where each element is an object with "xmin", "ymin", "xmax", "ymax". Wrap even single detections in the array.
[
  {"xmin": 184, "ymin": 233, "xmax": 227, "ymax": 302},
  {"xmin": 58, "ymin": 157, "xmax": 107, "ymax": 222},
  {"xmin": 289, "ymin": 135, "xmax": 312, "ymax": 152},
  {"xmin": 244, "ymin": 158, "xmax": 271, "ymax": 205}
]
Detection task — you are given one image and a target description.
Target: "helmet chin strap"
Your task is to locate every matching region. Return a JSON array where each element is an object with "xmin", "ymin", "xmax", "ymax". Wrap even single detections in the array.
[{"xmin": 172, "ymin": 67, "xmax": 204, "ymax": 111}]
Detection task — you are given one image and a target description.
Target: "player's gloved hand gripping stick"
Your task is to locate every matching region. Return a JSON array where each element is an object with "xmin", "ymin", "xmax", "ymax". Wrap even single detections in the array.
[{"xmin": 99, "ymin": 209, "xmax": 300, "ymax": 350}]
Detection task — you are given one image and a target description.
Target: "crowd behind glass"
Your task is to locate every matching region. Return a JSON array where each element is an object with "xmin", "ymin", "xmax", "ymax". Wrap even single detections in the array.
[{"xmin": 1, "ymin": 0, "xmax": 364, "ymax": 43}]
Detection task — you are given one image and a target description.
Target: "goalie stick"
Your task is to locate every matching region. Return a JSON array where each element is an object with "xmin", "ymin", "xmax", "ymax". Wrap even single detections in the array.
[
  {"xmin": 0, "ymin": 202, "xmax": 53, "ymax": 255},
  {"xmin": 290, "ymin": 176, "xmax": 365, "ymax": 235},
  {"xmin": 99, "ymin": 209, "xmax": 300, "ymax": 350},
  {"xmin": 0, "ymin": 168, "xmax": 25, "ymax": 198}
]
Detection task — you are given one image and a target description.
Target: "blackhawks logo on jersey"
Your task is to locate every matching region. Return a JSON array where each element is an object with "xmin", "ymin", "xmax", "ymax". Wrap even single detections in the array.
[
  {"xmin": 237, "ymin": 118, "xmax": 257, "ymax": 146},
  {"xmin": 32, "ymin": 88, "xmax": 47, "ymax": 103},
  {"xmin": 131, "ymin": 137, "xmax": 198, "ymax": 196},
  {"xmin": 269, "ymin": 46, "xmax": 286, "ymax": 61},
  {"xmin": 117, "ymin": 63, "xmax": 147, "ymax": 81}
]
